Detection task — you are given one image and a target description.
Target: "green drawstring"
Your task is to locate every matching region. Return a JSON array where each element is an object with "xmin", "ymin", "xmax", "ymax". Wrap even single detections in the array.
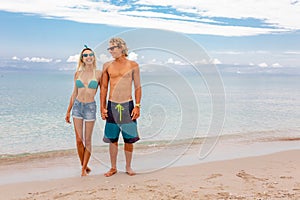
[{"xmin": 115, "ymin": 104, "xmax": 124, "ymax": 121}]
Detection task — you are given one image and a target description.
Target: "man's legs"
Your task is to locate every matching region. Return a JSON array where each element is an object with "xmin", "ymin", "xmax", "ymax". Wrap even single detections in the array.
[
  {"xmin": 124, "ymin": 143, "xmax": 136, "ymax": 176},
  {"xmin": 104, "ymin": 142, "xmax": 118, "ymax": 177}
]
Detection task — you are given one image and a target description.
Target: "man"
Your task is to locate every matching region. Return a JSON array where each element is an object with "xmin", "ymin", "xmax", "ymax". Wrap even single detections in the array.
[{"xmin": 100, "ymin": 37, "xmax": 141, "ymax": 176}]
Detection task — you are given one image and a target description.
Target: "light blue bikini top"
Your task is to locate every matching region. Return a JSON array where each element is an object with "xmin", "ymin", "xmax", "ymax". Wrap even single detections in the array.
[{"xmin": 76, "ymin": 70, "xmax": 98, "ymax": 89}]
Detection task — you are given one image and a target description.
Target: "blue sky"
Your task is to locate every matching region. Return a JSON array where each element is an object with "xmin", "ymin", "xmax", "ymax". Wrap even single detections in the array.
[{"xmin": 0, "ymin": 0, "xmax": 300, "ymax": 72}]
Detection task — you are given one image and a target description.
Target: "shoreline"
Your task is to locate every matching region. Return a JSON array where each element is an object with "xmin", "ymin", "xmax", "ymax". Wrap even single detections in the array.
[
  {"xmin": 1, "ymin": 135, "xmax": 300, "ymax": 186},
  {"xmin": 2, "ymin": 132, "xmax": 299, "ymax": 161},
  {"xmin": 1, "ymin": 149, "xmax": 300, "ymax": 199}
]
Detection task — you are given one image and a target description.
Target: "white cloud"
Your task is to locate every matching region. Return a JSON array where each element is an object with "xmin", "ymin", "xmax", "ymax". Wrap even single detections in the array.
[
  {"xmin": 166, "ymin": 57, "xmax": 196, "ymax": 65},
  {"xmin": 166, "ymin": 57, "xmax": 185, "ymax": 65},
  {"xmin": 0, "ymin": 0, "xmax": 299, "ymax": 36},
  {"xmin": 149, "ymin": 58, "xmax": 164, "ymax": 65},
  {"xmin": 271, "ymin": 63, "xmax": 282, "ymax": 68},
  {"xmin": 209, "ymin": 58, "xmax": 222, "ymax": 65},
  {"xmin": 67, "ymin": 54, "xmax": 79, "ymax": 63},
  {"xmin": 128, "ymin": 52, "xmax": 138, "ymax": 61},
  {"xmin": 23, "ymin": 57, "xmax": 53, "ymax": 63},
  {"xmin": 12, "ymin": 56, "xmax": 20, "ymax": 60},
  {"xmin": 258, "ymin": 62, "xmax": 268, "ymax": 68},
  {"xmin": 212, "ymin": 51, "xmax": 244, "ymax": 55},
  {"xmin": 193, "ymin": 59, "xmax": 210, "ymax": 65},
  {"xmin": 254, "ymin": 50, "xmax": 271, "ymax": 54},
  {"xmin": 212, "ymin": 50, "xmax": 271, "ymax": 55},
  {"xmin": 58, "ymin": 67, "xmax": 74, "ymax": 71},
  {"xmin": 211, "ymin": 58, "xmax": 222, "ymax": 65},
  {"xmin": 137, "ymin": 0, "xmax": 300, "ymax": 29},
  {"xmin": 284, "ymin": 51, "xmax": 300, "ymax": 55},
  {"xmin": 97, "ymin": 53, "xmax": 111, "ymax": 64},
  {"xmin": 166, "ymin": 58, "xmax": 174, "ymax": 64}
]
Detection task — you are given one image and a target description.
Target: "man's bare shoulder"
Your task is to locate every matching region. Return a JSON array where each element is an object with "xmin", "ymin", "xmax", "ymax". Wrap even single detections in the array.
[
  {"xmin": 103, "ymin": 61, "xmax": 113, "ymax": 66},
  {"xmin": 103, "ymin": 61, "xmax": 113, "ymax": 67},
  {"xmin": 103, "ymin": 61, "xmax": 113, "ymax": 71},
  {"xmin": 128, "ymin": 60, "xmax": 139, "ymax": 68}
]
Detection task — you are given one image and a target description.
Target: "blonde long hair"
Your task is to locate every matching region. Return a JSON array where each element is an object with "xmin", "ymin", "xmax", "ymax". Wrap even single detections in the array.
[
  {"xmin": 76, "ymin": 47, "xmax": 97, "ymax": 71},
  {"xmin": 109, "ymin": 37, "xmax": 128, "ymax": 57}
]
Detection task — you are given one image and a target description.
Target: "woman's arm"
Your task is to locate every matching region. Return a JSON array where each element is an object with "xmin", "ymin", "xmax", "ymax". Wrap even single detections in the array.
[{"xmin": 65, "ymin": 72, "xmax": 79, "ymax": 123}]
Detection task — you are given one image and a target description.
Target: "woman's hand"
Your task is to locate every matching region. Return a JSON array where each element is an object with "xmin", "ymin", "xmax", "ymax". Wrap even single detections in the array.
[
  {"xmin": 65, "ymin": 112, "xmax": 71, "ymax": 124},
  {"xmin": 101, "ymin": 108, "xmax": 108, "ymax": 120}
]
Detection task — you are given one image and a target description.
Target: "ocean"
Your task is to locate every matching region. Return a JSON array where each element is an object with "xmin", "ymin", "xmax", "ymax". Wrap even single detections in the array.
[{"xmin": 0, "ymin": 68, "xmax": 300, "ymax": 157}]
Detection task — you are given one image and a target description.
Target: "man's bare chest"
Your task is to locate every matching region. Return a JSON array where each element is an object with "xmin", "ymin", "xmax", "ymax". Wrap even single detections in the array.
[{"xmin": 108, "ymin": 67, "xmax": 133, "ymax": 79}]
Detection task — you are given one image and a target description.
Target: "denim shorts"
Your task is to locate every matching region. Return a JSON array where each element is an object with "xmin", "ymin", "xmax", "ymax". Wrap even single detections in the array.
[{"xmin": 72, "ymin": 99, "xmax": 97, "ymax": 121}]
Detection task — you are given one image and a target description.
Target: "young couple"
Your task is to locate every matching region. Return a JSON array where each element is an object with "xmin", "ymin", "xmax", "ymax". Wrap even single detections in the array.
[{"xmin": 65, "ymin": 38, "xmax": 142, "ymax": 177}]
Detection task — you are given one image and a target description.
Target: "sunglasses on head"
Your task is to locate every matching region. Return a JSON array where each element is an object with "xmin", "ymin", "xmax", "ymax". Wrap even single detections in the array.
[
  {"xmin": 107, "ymin": 46, "xmax": 119, "ymax": 51},
  {"xmin": 82, "ymin": 53, "xmax": 94, "ymax": 57}
]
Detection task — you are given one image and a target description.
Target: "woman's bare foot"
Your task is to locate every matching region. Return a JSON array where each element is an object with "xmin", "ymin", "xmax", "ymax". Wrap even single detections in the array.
[
  {"xmin": 126, "ymin": 167, "xmax": 136, "ymax": 176},
  {"xmin": 81, "ymin": 168, "xmax": 88, "ymax": 177},
  {"xmin": 104, "ymin": 168, "xmax": 117, "ymax": 177}
]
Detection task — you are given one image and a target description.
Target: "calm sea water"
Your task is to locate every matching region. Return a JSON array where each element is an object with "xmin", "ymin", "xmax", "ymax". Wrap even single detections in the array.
[{"xmin": 0, "ymin": 69, "xmax": 299, "ymax": 155}]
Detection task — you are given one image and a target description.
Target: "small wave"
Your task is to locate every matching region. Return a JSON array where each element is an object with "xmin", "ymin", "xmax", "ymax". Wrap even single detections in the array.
[
  {"xmin": 0, "ymin": 149, "xmax": 77, "ymax": 165},
  {"xmin": 255, "ymin": 137, "xmax": 300, "ymax": 142},
  {"xmin": 2, "ymin": 130, "xmax": 299, "ymax": 164}
]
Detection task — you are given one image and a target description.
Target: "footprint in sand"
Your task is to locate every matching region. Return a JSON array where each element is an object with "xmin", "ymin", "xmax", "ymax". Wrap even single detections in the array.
[
  {"xmin": 236, "ymin": 170, "xmax": 268, "ymax": 182},
  {"xmin": 205, "ymin": 173, "xmax": 223, "ymax": 180},
  {"xmin": 144, "ymin": 179, "xmax": 158, "ymax": 183},
  {"xmin": 280, "ymin": 176, "xmax": 293, "ymax": 179},
  {"xmin": 292, "ymin": 182, "xmax": 300, "ymax": 191}
]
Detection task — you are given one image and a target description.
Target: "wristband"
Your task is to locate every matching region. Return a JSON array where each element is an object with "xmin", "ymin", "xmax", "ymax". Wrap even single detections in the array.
[{"xmin": 135, "ymin": 103, "xmax": 141, "ymax": 108}]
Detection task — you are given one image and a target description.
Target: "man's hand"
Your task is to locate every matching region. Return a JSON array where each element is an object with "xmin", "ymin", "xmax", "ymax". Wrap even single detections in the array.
[{"xmin": 131, "ymin": 106, "xmax": 140, "ymax": 120}]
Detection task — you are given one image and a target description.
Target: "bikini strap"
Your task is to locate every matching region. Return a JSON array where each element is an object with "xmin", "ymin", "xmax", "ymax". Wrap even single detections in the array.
[
  {"xmin": 76, "ymin": 70, "xmax": 82, "ymax": 80},
  {"xmin": 94, "ymin": 69, "xmax": 96, "ymax": 78}
]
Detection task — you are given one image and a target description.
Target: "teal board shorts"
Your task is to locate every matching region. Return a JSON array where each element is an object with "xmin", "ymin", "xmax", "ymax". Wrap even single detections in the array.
[{"xmin": 103, "ymin": 100, "xmax": 140, "ymax": 143}]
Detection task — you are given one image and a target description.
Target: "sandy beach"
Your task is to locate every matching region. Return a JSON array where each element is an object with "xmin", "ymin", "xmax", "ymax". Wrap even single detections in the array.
[{"xmin": 1, "ymin": 145, "xmax": 300, "ymax": 200}]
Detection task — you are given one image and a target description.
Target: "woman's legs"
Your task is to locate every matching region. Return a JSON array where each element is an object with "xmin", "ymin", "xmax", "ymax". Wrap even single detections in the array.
[
  {"xmin": 81, "ymin": 120, "xmax": 95, "ymax": 176},
  {"xmin": 73, "ymin": 118, "xmax": 84, "ymax": 166},
  {"xmin": 73, "ymin": 118, "xmax": 95, "ymax": 176}
]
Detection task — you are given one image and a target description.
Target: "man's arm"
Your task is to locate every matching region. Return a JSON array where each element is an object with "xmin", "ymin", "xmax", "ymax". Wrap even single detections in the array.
[
  {"xmin": 133, "ymin": 63, "xmax": 141, "ymax": 105},
  {"xmin": 100, "ymin": 62, "xmax": 110, "ymax": 119},
  {"xmin": 131, "ymin": 62, "xmax": 142, "ymax": 120}
]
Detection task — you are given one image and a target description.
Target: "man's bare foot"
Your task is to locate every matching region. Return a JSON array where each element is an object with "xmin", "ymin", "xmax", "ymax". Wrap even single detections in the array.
[
  {"xmin": 126, "ymin": 167, "xmax": 136, "ymax": 176},
  {"xmin": 86, "ymin": 167, "xmax": 91, "ymax": 174},
  {"xmin": 104, "ymin": 168, "xmax": 117, "ymax": 177}
]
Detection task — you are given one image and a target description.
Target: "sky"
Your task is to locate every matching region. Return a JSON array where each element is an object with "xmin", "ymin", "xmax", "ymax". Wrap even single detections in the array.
[{"xmin": 0, "ymin": 0, "xmax": 300, "ymax": 73}]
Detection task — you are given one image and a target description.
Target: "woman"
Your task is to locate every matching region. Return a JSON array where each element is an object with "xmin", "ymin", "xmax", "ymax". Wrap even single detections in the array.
[{"xmin": 65, "ymin": 46, "xmax": 101, "ymax": 176}]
